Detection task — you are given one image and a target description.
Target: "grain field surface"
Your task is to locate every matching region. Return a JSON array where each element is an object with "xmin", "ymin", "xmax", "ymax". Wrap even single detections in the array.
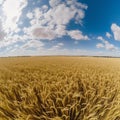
[{"xmin": 0, "ymin": 57, "xmax": 120, "ymax": 120}]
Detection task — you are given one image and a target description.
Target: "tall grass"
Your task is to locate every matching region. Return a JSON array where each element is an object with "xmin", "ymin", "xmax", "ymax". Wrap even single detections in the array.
[{"xmin": 0, "ymin": 57, "xmax": 120, "ymax": 120}]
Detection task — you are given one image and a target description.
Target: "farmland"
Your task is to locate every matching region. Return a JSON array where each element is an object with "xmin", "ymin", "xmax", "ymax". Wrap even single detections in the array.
[{"xmin": 0, "ymin": 57, "xmax": 120, "ymax": 120}]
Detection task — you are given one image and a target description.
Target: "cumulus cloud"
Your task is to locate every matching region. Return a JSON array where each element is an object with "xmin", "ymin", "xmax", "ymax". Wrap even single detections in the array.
[
  {"xmin": 97, "ymin": 36, "xmax": 117, "ymax": 51},
  {"xmin": 97, "ymin": 36, "xmax": 104, "ymax": 41},
  {"xmin": 26, "ymin": 12, "xmax": 33, "ymax": 19},
  {"xmin": 111, "ymin": 23, "xmax": 120, "ymax": 41},
  {"xmin": 49, "ymin": 42, "xmax": 64, "ymax": 50},
  {"xmin": 57, "ymin": 43, "xmax": 64, "ymax": 46},
  {"xmin": 0, "ymin": 22, "xmax": 6, "ymax": 40},
  {"xmin": 106, "ymin": 32, "xmax": 111, "ymax": 38},
  {"xmin": 0, "ymin": 0, "xmax": 28, "ymax": 49},
  {"xmin": 0, "ymin": 0, "xmax": 3, "ymax": 4},
  {"xmin": 22, "ymin": 40, "xmax": 44, "ymax": 50},
  {"xmin": 2, "ymin": 0, "xmax": 28, "ymax": 33},
  {"xmin": 66, "ymin": 0, "xmax": 88, "ymax": 9},
  {"xmin": 0, "ymin": 0, "xmax": 89, "ymax": 55},
  {"xmin": 31, "ymin": 27, "xmax": 56, "ymax": 40},
  {"xmin": 0, "ymin": 31, "xmax": 6, "ymax": 40},
  {"xmin": 0, "ymin": 38, "xmax": 17, "ymax": 48},
  {"xmin": 49, "ymin": 4, "xmax": 75, "ymax": 25},
  {"xmin": 96, "ymin": 43, "xmax": 104, "ymax": 48},
  {"xmin": 68, "ymin": 30, "xmax": 89, "ymax": 40},
  {"xmin": 0, "ymin": 34, "xmax": 29, "ymax": 49},
  {"xmin": 0, "ymin": 47, "xmax": 88, "ymax": 57},
  {"xmin": 49, "ymin": 0, "xmax": 62, "ymax": 7},
  {"xmin": 24, "ymin": 1, "xmax": 88, "ymax": 40}
]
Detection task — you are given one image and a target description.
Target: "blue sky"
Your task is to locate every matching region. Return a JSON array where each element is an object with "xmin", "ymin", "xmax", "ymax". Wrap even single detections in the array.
[{"xmin": 0, "ymin": 0, "xmax": 120, "ymax": 56}]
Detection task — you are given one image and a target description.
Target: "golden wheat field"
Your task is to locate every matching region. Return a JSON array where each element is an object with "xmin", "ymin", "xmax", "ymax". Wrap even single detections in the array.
[{"xmin": 0, "ymin": 56, "xmax": 120, "ymax": 120}]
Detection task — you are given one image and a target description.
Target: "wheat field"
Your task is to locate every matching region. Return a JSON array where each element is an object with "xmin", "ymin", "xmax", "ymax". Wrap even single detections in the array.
[{"xmin": 0, "ymin": 56, "xmax": 120, "ymax": 120}]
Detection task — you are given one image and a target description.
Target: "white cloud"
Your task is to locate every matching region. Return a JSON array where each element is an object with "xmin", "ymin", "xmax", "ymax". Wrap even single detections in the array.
[
  {"xmin": 24, "ymin": 1, "xmax": 88, "ymax": 41},
  {"xmin": 111, "ymin": 23, "xmax": 120, "ymax": 41},
  {"xmin": 0, "ymin": 34, "xmax": 29, "ymax": 48},
  {"xmin": 44, "ymin": 3, "xmax": 77, "ymax": 27},
  {"xmin": 22, "ymin": 40, "xmax": 44, "ymax": 50},
  {"xmin": 41, "ymin": 5, "xmax": 48, "ymax": 12},
  {"xmin": 49, "ymin": 42, "xmax": 64, "ymax": 50},
  {"xmin": 2, "ymin": 0, "xmax": 28, "ymax": 33},
  {"xmin": 106, "ymin": 32, "xmax": 111, "ymax": 38},
  {"xmin": 0, "ymin": 21, "xmax": 6, "ymax": 40},
  {"xmin": 0, "ymin": 0, "xmax": 89, "ymax": 55},
  {"xmin": 49, "ymin": 0, "xmax": 62, "ymax": 7},
  {"xmin": 25, "ymin": 25, "xmax": 65, "ymax": 41},
  {"xmin": 105, "ymin": 43, "xmax": 117, "ymax": 51},
  {"xmin": 34, "ymin": 8, "xmax": 43, "ymax": 19},
  {"xmin": 96, "ymin": 43, "xmax": 104, "ymax": 48},
  {"xmin": 31, "ymin": 27, "xmax": 56, "ymax": 40},
  {"xmin": 97, "ymin": 36, "xmax": 117, "ymax": 51},
  {"xmin": 2, "ymin": 48, "xmax": 119, "ymax": 57},
  {"xmin": 97, "ymin": 36, "xmax": 104, "ymax": 41},
  {"xmin": 0, "ymin": 39, "xmax": 16, "ymax": 48},
  {"xmin": 14, "ymin": 28, "xmax": 21, "ymax": 33},
  {"xmin": 0, "ymin": 31, "xmax": 6, "ymax": 40},
  {"xmin": 0, "ymin": 0, "xmax": 3, "ymax": 4},
  {"xmin": 68, "ymin": 30, "xmax": 89, "ymax": 40},
  {"xmin": 57, "ymin": 43, "xmax": 64, "ymax": 46},
  {"xmin": 66, "ymin": 0, "xmax": 88, "ymax": 9},
  {"xmin": 26, "ymin": 12, "xmax": 33, "ymax": 19},
  {"xmin": 1, "ymin": 46, "xmax": 120, "ymax": 57}
]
